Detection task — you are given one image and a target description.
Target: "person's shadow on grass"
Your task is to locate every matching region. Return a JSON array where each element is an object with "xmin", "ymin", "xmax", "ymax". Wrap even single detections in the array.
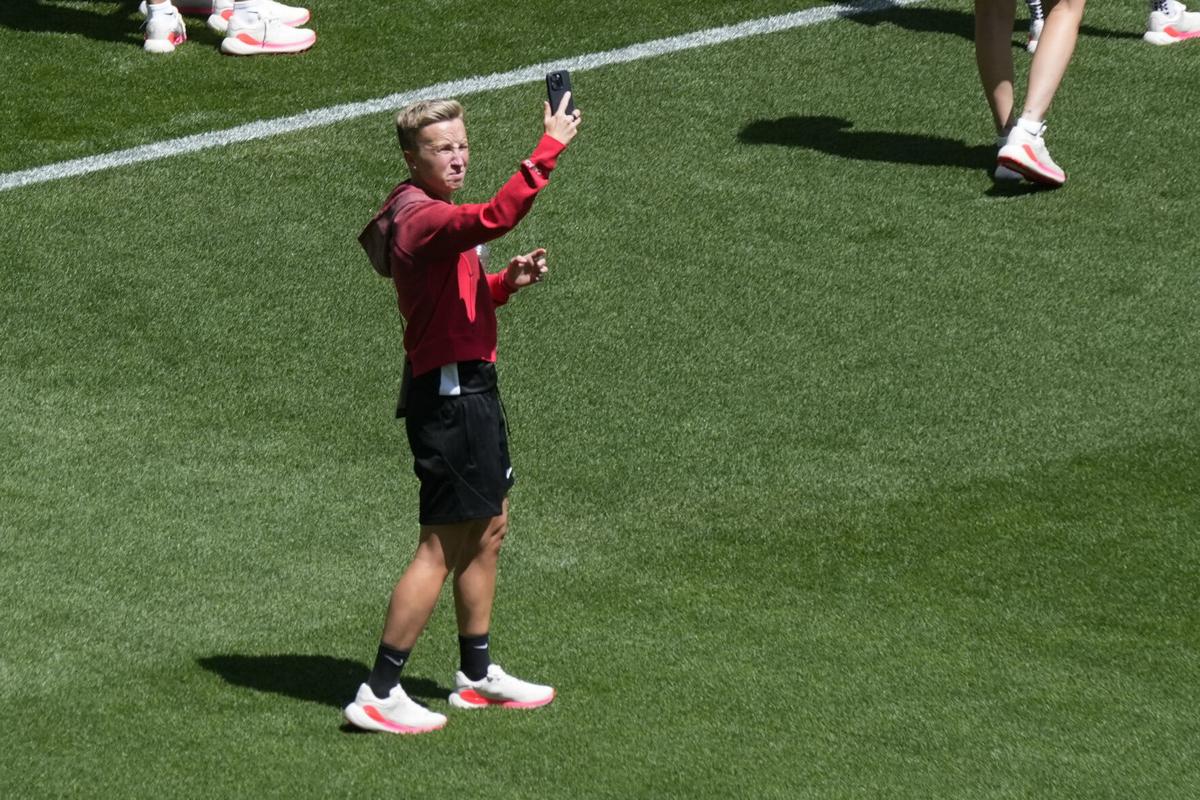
[
  {"xmin": 197, "ymin": 654, "xmax": 452, "ymax": 731},
  {"xmin": 739, "ymin": 115, "xmax": 996, "ymax": 170},
  {"xmin": 738, "ymin": 115, "xmax": 1057, "ymax": 194},
  {"xmin": 0, "ymin": 1, "xmax": 144, "ymax": 45}
]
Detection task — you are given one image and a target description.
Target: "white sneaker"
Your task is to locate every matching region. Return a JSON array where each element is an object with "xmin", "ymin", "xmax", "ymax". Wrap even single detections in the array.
[
  {"xmin": 1027, "ymin": 16, "xmax": 1044, "ymax": 53},
  {"xmin": 343, "ymin": 683, "xmax": 447, "ymax": 734},
  {"xmin": 207, "ymin": 0, "xmax": 310, "ymax": 35},
  {"xmin": 993, "ymin": 134, "xmax": 1023, "ymax": 182},
  {"xmin": 449, "ymin": 664, "xmax": 555, "ymax": 710},
  {"xmin": 143, "ymin": 3, "xmax": 187, "ymax": 53},
  {"xmin": 1145, "ymin": 0, "xmax": 1200, "ymax": 45},
  {"xmin": 997, "ymin": 118, "xmax": 1066, "ymax": 187},
  {"xmin": 220, "ymin": 9, "xmax": 316, "ymax": 55}
]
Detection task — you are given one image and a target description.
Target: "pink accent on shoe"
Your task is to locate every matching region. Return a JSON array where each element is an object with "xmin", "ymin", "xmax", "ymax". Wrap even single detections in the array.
[
  {"xmin": 456, "ymin": 688, "xmax": 556, "ymax": 709},
  {"xmin": 1163, "ymin": 25, "xmax": 1200, "ymax": 40},
  {"xmin": 997, "ymin": 145, "xmax": 1065, "ymax": 186},
  {"xmin": 996, "ymin": 158, "xmax": 1062, "ymax": 186},
  {"xmin": 455, "ymin": 689, "xmax": 492, "ymax": 707},
  {"xmin": 499, "ymin": 689, "xmax": 556, "ymax": 709},
  {"xmin": 363, "ymin": 705, "xmax": 443, "ymax": 734},
  {"xmin": 1020, "ymin": 144, "xmax": 1065, "ymax": 182},
  {"xmin": 235, "ymin": 30, "xmax": 315, "ymax": 48}
]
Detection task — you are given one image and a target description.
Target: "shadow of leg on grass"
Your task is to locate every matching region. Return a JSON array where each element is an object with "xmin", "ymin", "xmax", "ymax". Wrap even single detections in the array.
[
  {"xmin": 197, "ymin": 654, "xmax": 452, "ymax": 709},
  {"xmin": 738, "ymin": 115, "xmax": 1063, "ymax": 194},
  {"xmin": 0, "ymin": 1, "xmax": 144, "ymax": 46},
  {"xmin": 738, "ymin": 115, "xmax": 995, "ymax": 172}
]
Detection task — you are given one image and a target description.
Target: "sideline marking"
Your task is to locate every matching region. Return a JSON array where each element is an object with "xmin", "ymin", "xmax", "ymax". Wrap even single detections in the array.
[{"xmin": 0, "ymin": 0, "xmax": 923, "ymax": 193}]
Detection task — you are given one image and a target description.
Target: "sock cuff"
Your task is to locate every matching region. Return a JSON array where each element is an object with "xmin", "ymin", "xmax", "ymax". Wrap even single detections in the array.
[
  {"xmin": 458, "ymin": 633, "xmax": 490, "ymax": 646},
  {"xmin": 1016, "ymin": 115, "xmax": 1046, "ymax": 136},
  {"xmin": 378, "ymin": 641, "xmax": 410, "ymax": 659}
]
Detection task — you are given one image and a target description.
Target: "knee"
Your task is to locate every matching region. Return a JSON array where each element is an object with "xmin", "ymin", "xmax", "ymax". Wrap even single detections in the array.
[{"xmin": 414, "ymin": 533, "xmax": 456, "ymax": 574}]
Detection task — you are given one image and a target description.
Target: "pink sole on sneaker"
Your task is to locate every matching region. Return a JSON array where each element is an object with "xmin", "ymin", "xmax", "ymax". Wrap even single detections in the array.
[
  {"xmin": 343, "ymin": 703, "xmax": 446, "ymax": 734},
  {"xmin": 997, "ymin": 145, "xmax": 1065, "ymax": 187},
  {"xmin": 220, "ymin": 30, "xmax": 316, "ymax": 55},
  {"xmin": 364, "ymin": 705, "xmax": 445, "ymax": 733},
  {"xmin": 1145, "ymin": 25, "xmax": 1200, "ymax": 44},
  {"xmin": 454, "ymin": 688, "xmax": 556, "ymax": 709}
]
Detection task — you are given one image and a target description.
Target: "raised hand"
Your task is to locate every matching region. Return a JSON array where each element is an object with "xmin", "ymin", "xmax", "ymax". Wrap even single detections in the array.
[{"xmin": 543, "ymin": 93, "xmax": 582, "ymax": 145}]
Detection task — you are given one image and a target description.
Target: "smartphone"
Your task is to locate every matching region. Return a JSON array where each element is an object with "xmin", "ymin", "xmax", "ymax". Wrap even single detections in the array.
[{"xmin": 545, "ymin": 70, "xmax": 575, "ymax": 116}]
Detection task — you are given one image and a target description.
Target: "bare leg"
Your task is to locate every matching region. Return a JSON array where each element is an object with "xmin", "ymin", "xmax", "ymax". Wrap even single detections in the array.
[
  {"xmin": 975, "ymin": 0, "xmax": 1018, "ymax": 135},
  {"xmin": 442, "ymin": 498, "xmax": 555, "ymax": 709},
  {"xmin": 1023, "ymin": 0, "xmax": 1086, "ymax": 121},
  {"xmin": 452, "ymin": 500, "xmax": 509, "ymax": 637},
  {"xmin": 380, "ymin": 517, "xmax": 488, "ymax": 649}
]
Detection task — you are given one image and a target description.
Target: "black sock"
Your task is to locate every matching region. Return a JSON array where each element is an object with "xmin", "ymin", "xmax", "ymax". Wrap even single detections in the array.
[
  {"xmin": 458, "ymin": 633, "xmax": 491, "ymax": 681},
  {"xmin": 367, "ymin": 642, "xmax": 410, "ymax": 698}
]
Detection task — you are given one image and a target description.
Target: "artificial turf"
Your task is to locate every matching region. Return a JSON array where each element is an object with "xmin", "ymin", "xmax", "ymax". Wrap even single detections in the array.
[{"xmin": 2, "ymin": 1, "xmax": 1198, "ymax": 797}]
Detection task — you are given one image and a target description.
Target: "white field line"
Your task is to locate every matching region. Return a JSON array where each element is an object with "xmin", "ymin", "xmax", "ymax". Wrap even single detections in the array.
[{"xmin": 0, "ymin": 0, "xmax": 923, "ymax": 193}]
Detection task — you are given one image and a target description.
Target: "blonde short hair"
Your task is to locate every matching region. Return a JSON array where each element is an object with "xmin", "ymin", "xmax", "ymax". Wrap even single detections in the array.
[{"xmin": 395, "ymin": 99, "xmax": 464, "ymax": 151}]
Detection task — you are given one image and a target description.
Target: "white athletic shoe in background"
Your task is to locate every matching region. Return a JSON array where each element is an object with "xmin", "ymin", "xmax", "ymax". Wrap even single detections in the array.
[
  {"xmin": 343, "ymin": 683, "xmax": 447, "ymax": 734},
  {"xmin": 143, "ymin": 3, "xmax": 187, "ymax": 53},
  {"xmin": 993, "ymin": 134, "xmax": 1023, "ymax": 182},
  {"xmin": 1026, "ymin": 16, "xmax": 1044, "ymax": 53},
  {"xmin": 449, "ymin": 664, "xmax": 556, "ymax": 710},
  {"xmin": 997, "ymin": 118, "xmax": 1066, "ymax": 187},
  {"xmin": 220, "ymin": 6, "xmax": 316, "ymax": 55},
  {"xmin": 207, "ymin": 0, "xmax": 310, "ymax": 35},
  {"xmin": 1145, "ymin": 0, "xmax": 1200, "ymax": 45}
]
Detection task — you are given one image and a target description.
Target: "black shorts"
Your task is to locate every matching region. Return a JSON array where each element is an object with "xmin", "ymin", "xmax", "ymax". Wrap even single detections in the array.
[{"xmin": 404, "ymin": 362, "xmax": 514, "ymax": 525}]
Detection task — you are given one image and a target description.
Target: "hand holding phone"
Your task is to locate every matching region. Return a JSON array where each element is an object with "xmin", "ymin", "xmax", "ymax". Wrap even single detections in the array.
[
  {"xmin": 546, "ymin": 70, "xmax": 575, "ymax": 116},
  {"xmin": 543, "ymin": 70, "xmax": 582, "ymax": 146}
]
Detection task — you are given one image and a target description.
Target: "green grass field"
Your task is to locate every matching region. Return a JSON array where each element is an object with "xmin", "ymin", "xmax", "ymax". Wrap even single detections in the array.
[{"xmin": 2, "ymin": 1, "xmax": 1198, "ymax": 797}]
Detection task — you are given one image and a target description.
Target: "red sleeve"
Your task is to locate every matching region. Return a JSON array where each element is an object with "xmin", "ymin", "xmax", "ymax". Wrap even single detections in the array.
[
  {"xmin": 486, "ymin": 272, "xmax": 515, "ymax": 306},
  {"xmin": 402, "ymin": 135, "xmax": 566, "ymax": 256}
]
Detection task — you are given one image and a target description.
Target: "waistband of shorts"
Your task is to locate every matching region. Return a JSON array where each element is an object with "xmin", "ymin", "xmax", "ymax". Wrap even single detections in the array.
[{"xmin": 410, "ymin": 360, "xmax": 497, "ymax": 397}]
